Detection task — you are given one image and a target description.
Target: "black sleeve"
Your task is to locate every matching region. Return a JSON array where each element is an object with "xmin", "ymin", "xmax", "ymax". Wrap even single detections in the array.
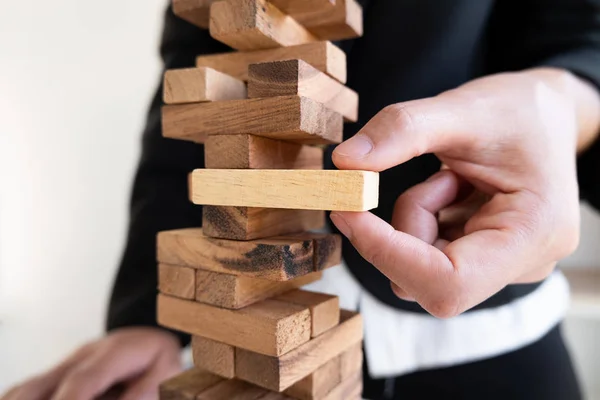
[
  {"xmin": 485, "ymin": 0, "xmax": 600, "ymax": 209},
  {"xmin": 105, "ymin": 6, "xmax": 230, "ymax": 346}
]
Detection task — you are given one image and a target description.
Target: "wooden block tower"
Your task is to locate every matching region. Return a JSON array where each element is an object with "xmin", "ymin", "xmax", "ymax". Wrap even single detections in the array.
[{"xmin": 157, "ymin": 0, "xmax": 378, "ymax": 398}]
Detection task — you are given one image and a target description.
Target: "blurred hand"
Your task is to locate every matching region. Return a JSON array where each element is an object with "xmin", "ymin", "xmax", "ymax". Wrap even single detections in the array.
[
  {"xmin": 331, "ymin": 68, "xmax": 600, "ymax": 318},
  {"xmin": 1, "ymin": 327, "xmax": 182, "ymax": 400}
]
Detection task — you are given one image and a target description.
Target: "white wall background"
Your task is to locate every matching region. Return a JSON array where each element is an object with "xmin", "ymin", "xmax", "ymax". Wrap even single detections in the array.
[
  {"xmin": 0, "ymin": 0, "xmax": 165, "ymax": 389},
  {"xmin": 0, "ymin": 0, "xmax": 598, "ymax": 397}
]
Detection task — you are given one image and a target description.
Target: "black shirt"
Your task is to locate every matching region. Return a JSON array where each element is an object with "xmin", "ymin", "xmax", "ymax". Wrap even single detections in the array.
[{"xmin": 107, "ymin": 0, "xmax": 600, "ymax": 346}]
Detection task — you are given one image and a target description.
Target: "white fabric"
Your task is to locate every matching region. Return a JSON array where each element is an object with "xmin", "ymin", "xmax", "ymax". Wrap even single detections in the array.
[{"xmin": 304, "ymin": 263, "xmax": 570, "ymax": 378}]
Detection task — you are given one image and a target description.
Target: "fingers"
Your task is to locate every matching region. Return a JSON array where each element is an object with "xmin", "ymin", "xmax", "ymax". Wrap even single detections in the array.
[
  {"xmin": 391, "ymin": 170, "xmax": 464, "ymax": 243},
  {"xmin": 331, "ymin": 192, "xmax": 545, "ymax": 317},
  {"xmin": 330, "ymin": 210, "xmax": 457, "ymax": 316},
  {"xmin": 120, "ymin": 354, "xmax": 181, "ymax": 400},
  {"xmin": 51, "ymin": 339, "xmax": 159, "ymax": 400},
  {"xmin": 332, "ymin": 93, "xmax": 481, "ymax": 171},
  {"xmin": 1, "ymin": 342, "xmax": 94, "ymax": 400}
]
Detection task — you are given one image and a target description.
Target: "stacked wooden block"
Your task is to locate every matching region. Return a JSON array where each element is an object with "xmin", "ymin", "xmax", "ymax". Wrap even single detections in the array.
[{"xmin": 157, "ymin": 0, "xmax": 377, "ymax": 398}]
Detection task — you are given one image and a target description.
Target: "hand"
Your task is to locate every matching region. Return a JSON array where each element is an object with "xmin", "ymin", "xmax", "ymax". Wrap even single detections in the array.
[
  {"xmin": 1, "ymin": 327, "xmax": 182, "ymax": 400},
  {"xmin": 330, "ymin": 68, "xmax": 600, "ymax": 318}
]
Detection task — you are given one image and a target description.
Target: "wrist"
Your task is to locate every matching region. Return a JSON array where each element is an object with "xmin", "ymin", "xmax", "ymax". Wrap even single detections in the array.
[{"xmin": 526, "ymin": 67, "xmax": 600, "ymax": 153}]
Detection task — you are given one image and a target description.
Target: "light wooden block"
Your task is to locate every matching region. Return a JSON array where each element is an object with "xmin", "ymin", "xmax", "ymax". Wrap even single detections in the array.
[
  {"xmin": 163, "ymin": 67, "xmax": 246, "ymax": 105},
  {"xmin": 284, "ymin": 355, "xmax": 341, "ymax": 400},
  {"xmin": 157, "ymin": 228, "xmax": 317, "ymax": 281},
  {"xmin": 196, "ymin": 379, "xmax": 268, "ymax": 399},
  {"xmin": 162, "ymin": 96, "xmax": 343, "ymax": 145},
  {"xmin": 203, "ymin": 207, "xmax": 324, "ymax": 241},
  {"xmin": 321, "ymin": 370, "xmax": 362, "ymax": 400},
  {"xmin": 172, "ymin": 0, "xmax": 217, "ymax": 29},
  {"xmin": 268, "ymin": 0, "xmax": 335, "ymax": 17},
  {"xmin": 192, "ymin": 336, "xmax": 235, "ymax": 378},
  {"xmin": 204, "ymin": 134, "xmax": 323, "ymax": 170},
  {"xmin": 295, "ymin": 0, "xmax": 363, "ymax": 41},
  {"xmin": 235, "ymin": 310, "xmax": 363, "ymax": 391},
  {"xmin": 248, "ymin": 59, "xmax": 358, "ymax": 122},
  {"xmin": 159, "ymin": 368, "xmax": 222, "ymax": 400},
  {"xmin": 340, "ymin": 342, "xmax": 363, "ymax": 379},
  {"xmin": 158, "ymin": 294, "xmax": 311, "ymax": 356},
  {"xmin": 196, "ymin": 41, "xmax": 346, "ymax": 83},
  {"xmin": 210, "ymin": 0, "xmax": 317, "ymax": 51},
  {"xmin": 195, "ymin": 270, "xmax": 323, "ymax": 309},
  {"xmin": 190, "ymin": 169, "xmax": 379, "ymax": 211},
  {"xmin": 158, "ymin": 263, "xmax": 195, "ymax": 300},
  {"xmin": 276, "ymin": 290, "xmax": 339, "ymax": 337}
]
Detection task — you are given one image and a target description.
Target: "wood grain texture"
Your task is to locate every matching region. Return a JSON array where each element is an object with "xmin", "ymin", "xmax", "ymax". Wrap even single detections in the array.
[
  {"xmin": 157, "ymin": 228, "xmax": 315, "ymax": 281},
  {"xmin": 321, "ymin": 370, "xmax": 362, "ymax": 400},
  {"xmin": 173, "ymin": 0, "xmax": 217, "ymax": 29},
  {"xmin": 195, "ymin": 270, "xmax": 322, "ymax": 309},
  {"xmin": 280, "ymin": 232, "xmax": 341, "ymax": 271},
  {"xmin": 196, "ymin": 41, "xmax": 346, "ymax": 83},
  {"xmin": 210, "ymin": 0, "xmax": 317, "ymax": 51},
  {"xmin": 203, "ymin": 206, "xmax": 325, "ymax": 241},
  {"xmin": 196, "ymin": 379, "xmax": 268, "ymax": 399},
  {"xmin": 159, "ymin": 368, "xmax": 222, "ymax": 400},
  {"xmin": 158, "ymin": 294, "xmax": 311, "ymax": 356},
  {"xmin": 268, "ymin": 0, "xmax": 335, "ymax": 16},
  {"xmin": 235, "ymin": 310, "xmax": 363, "ymax": 391},
  {"xmin": 248, "ymin": 59, "xmax": 358, "ymax": 122},
  {"xmin": 190, "ymin": 169, "xmax": 379, "ymax": 211},
  {"xmin": 192, "ymin": 336, "xmax": 235, "ymax": 378},
  {"xmin": 205, "ymin": 134, "xmax": 323, "ymax": 170},
  {"xmin": 162, "ymin": 96, "xmax": 343, "ymax": 145},
  {"xmin": 294, "ymin": 0, "xmax": 363, "ymax": 41},
  {"xmin": 276, "ymin": 290, "xmax": 339, "ymax": 337},
  {"xmin": 284, "ymin": 354, "xmax": 341, "ymax": 400},
  {"xmin": 158, "ymin": 263, "xmax": 195, "ymax": 300},
  {"xmin": 163, "ymin": 67, "xmax": 246, "ymax": 105},
  {"xmin": 340, "ymin": 342, "xmax": 363, "ymax": 379}
]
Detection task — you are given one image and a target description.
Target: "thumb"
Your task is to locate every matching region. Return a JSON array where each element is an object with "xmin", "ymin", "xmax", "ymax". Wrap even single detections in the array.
[{"xmin": 332, "ymin": 92, "xmax": 481, "ymax": 171}]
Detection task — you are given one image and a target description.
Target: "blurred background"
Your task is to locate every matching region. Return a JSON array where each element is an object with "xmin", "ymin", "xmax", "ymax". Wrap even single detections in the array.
[{"xmin": 0, "ymin": 0, "xmax": 598, "ymax": 398}]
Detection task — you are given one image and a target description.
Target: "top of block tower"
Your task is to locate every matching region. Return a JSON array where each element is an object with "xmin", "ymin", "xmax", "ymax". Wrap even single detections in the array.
[{"xmin": 172, "ymin": 0, "xmax": 363, "ymax": 50}]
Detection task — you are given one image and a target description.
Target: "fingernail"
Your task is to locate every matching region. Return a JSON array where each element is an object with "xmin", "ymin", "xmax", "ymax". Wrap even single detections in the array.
[
  {"xmin": 334, "ymin": 135, "xmax": 373, "ymax": 159},
  {"xmin": 330, "ymin": 212, "xmax": 353, "ymax": 239}
]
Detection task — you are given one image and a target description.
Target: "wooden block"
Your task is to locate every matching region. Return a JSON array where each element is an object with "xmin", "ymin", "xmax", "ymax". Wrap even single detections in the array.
[
  {"xmin": 192, "ymin": 336, "xmax": 235, "ymax": 378},
  {"xmin": 196, "ymin": 41, "xmax": 346, "ymax": 83},
  {"xmin": 248, "ymin": 59, "xmax": 358, "ymax": 122},
  {"xmin": 205, "ymin": 134, "xmax": 323, "ymax": 170},
  {"xmin": 210, "ymin": 0, "xmax": 317, "ymax": 51},
  {"xmin": 203, "ymin": 206, "xmax": 324, "ymax": 241},
  {"xmin": 158, "ymin": 294, "xmax": 311, "ymax": 356},
  {"xmin": 197, "ymin": 379, "xmax": 268, "ymax": 399},
  {"xmin": 159, "ymin": 368, "xmax": 222, "ymax": 400},
  {"xmin": 295, "ymin": 0, "xmax": 363, "ymax": 41},
  {"xmin": 157, "ymin": 228, "xmax": 315, "ymax": 281},
  {"xmin": 276, "ymin": 290, "xmax": 339, "ymax": 337},
  {"xmin": 280, "ymin": 233, "xmax": 341, "ymax": 271},
  {"xmin": 256, "ymin": 393, "xmax": 293, "ymax": 400},
  {"xmin": 284, "ymin": 355, "xmax": 341, "ymax": 400},
  {"xmin": 340, "ymin": 342, "xmax": 363, "ymax": 378},
  {"xmin": 195, "ymin": 270, "xmax": 323, "ymax": 309},
  {"xmin": 321, "ymin": 370, "xmax": 362, "ymax": 400},
  {"xmin": 172, "ymin": 0, "xmax": 217, "ymax": 29},
  {"xmin": 268, "ymin": 0, "xmax": 335, "ymax": 17},
  {"xmin": 163, "ymin": 67, "xmax": 246, "ymax": 105},
  {"xmin": 235, "ymin": 310, "xmax": 363, "ymax": 391},
  {"xmin": 158, "ymin": 263, "xmax": 195, "ymax": 300},
  {"xmin": 162, "ymin": 96, "xmax": 343, "ymax": 145},
  {"xmin": 190, "ymin": 170, "xmax": 380, "ymax": 211}
]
